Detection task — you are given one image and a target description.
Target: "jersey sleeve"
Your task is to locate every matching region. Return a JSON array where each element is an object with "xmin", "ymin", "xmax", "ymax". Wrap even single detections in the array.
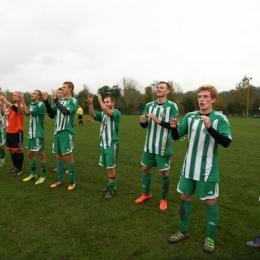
[
  {"xmin": 177, "ymin": 113, "xmax": 189, "ymax": 137},
  {"xmin": 217, "ymin": 116, "xmax": 232, "ymax": 140},
  {"xmin": 170, "ymin": 102, "xmax": 179, "ymax": 119}
]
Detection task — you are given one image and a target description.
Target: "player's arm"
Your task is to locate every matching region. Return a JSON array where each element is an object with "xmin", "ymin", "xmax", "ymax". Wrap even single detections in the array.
[
  {"xmin": 206, "ymin": 127, "xmax": 231, "ymax": 148},
  {"xmin": 0, "ymin": 102, "xmax": 5, "ymax": 116},
  {"xmin": 87, "ymin": 95, "xmax": 96, "ymax": 117},
  {"xmin": 97, "ymin": 94, "xmax": 113, "ymax": 117},
  {"xmin": 0, "ymin": 95, "xmax": 14, "ymax": 109},
  {"xmin": 199, "ymin": 115, "xmax": 231, "ymax": 148},
  {"xmin": 42, "ymin": 92, "xmax": 56, "ymax": 119},
  {"xmin": 170, "ymin": 115, "xmax": 181, "ymax": 140},
  {"xmin": 17, "ymin": 93, "xmax": 31, "ymax": 115},
  {"xmin": 53, "ymin": 98, "xmax": 70, "ymax": 115}
]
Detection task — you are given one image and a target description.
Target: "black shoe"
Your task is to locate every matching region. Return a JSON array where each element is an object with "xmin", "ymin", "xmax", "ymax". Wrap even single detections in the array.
[
  {"xmin": 13, "ymin": 171, "xmax": 23, "ymax": 177},
  {"xmin": 104, "ymin": 190, "xmax": 114, "ymax": 200}
]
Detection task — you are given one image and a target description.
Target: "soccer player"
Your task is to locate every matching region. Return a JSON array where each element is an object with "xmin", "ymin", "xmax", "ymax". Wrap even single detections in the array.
[
  {"xmin": 52, "ymin": 87, "xmax": 68, "ymax": 174},
  {"xmin": 0, "ymin": 92, "xmax": 24, "ymax": 176},
  {"xmin": 135, "ymin": 81, "xmax": 179, "ymax": 211},
  {"xmin": 0, "ymin": 101, "xmax": 6, "ymax": 167},
  {"xmin": 19, "ymin": 91, "xmax": 47, "ymax": 184},
  {"xmin": 88, "ymin": 94, "xmax": 121, "ymax": 200},
  {"xmin": 167, "ymin": 85, "xmax": 232, "ymax": 254},
  {"xmin": 43, "ymin": 81, "xmax": 78, "ymax": 191},
  {"xmin": 76, "ymin": 105, "xmax": 83, "ymax": 126}
]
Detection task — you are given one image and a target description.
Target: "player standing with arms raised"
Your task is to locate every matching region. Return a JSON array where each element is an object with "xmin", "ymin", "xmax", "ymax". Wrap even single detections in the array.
[
  {"xmin": 43, "ymin": 82, "xmax": 78, "ymax": 191},
  {"xmin": 20, "ymin": 90, "xmax": 47, "ymax": 184},
  {"xmin": 135, "ymin": 81, "xmax": 179, "ymax": 211},
  {"xmin": 0, "ymin": 92, "xmax": 24, "ymax": 176},
  {"xmin": 88, "ymin": 94, "xmax": 121, "ymax": 200},
  {"xmin": 167, "ymin": 85, "xmax": 232, "ymax": 254}
]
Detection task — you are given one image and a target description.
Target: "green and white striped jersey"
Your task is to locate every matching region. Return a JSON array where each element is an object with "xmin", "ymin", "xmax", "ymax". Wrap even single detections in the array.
[
  {"xmin": 52, "ymin": 98, "xmax": 78, "ymax": 136},
  {"xmin": 142, "ymin": 100, "xmax": 179, "ymax": 156},
  {"xmin": 177, "ymin": 110, "xmax": 232, "ymax": 182},
  {"xmin": 0, "ymin": 113, "xmax": 5, "ymax": 130},
  {"xmin": 28, "ymin": 101, "xmax": 45, "ymax": 139},
  {"xmin": 94, "ymin": 109, "xmax": 121, "ymax": 149}
]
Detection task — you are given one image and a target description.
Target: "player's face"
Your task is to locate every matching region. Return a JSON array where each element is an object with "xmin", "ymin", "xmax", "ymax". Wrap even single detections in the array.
[
  {"xmin": 57, "ymin": 90, "xmax": 63, "ymax": 99},
  {"xmin": 198, "ymin": 90, "xmax": 216, "ymax": 113},
  {"xmin": 31, "ymin": 91, "xmax": 40, "ymax": 102},
  {"xmin": 12, "ymin": 92, "xmax": 19, "ymax": 102},
  {"xmin": 156, "ymin": 83, "xmax": 169, "ymax": 98},
  {"xmin": 104, "ymin": 97, "xmax": 114, "ymax": 109},
  {"xmin": 62, "ymin": 84, "xmax": 71, "ymax": 97}
]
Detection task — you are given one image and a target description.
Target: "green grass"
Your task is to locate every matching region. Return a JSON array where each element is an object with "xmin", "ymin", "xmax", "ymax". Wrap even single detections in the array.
[{"xmin": 0, "ymin": 115, "xmax": 260, "ymax": 259}]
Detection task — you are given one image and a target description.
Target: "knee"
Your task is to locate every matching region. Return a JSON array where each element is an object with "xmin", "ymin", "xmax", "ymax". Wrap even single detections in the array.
[
  {"xmin": 181, "ymin": 194, "xmax": 193, "ymax": 201},
  {"xmin": 142, "ymin": 166, "xmax": 151, "ymax": 174}
]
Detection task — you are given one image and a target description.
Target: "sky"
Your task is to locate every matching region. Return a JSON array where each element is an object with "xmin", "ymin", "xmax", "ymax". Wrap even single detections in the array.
[{"xmin": 1, "ymin": 0, "xmax": 259, "ymax": 95}]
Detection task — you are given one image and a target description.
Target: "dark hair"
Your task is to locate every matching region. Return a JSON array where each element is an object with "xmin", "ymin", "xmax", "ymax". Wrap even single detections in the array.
[{"xmin": 158, "ymin": 81, "xmax": 170, "ymax": 90}]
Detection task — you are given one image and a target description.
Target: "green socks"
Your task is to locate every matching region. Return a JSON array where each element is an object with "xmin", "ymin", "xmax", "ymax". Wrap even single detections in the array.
[
  {"xmin": 68, "ymin": 162, "xmax": 76, "ymax": 184},
  {"xmin": 206, "ymin": 203, "xmax": 219, "ymax": 238},
  {"xmin": 161, "ymin": 175, "xmax": 170, "ymax": 199},
  {"xmin": 30, "ymin": 160, "xmax": 36, "ymax": 176},
  {"xmin": 40, "ymin": 162, "xmax": 47, "ymax": 178},
  {"xmin": 0, "ymin": 148, "xmax": 5, "ymax": 159},
  {"xmin": 108, "ymin": 181, "xmax": 116, "ymax": 191},
  {"xmin": 142, "ymin": 173, "xmax": 151, "ymax": 195},
  {"xmin": 57, "ymin": 160, "xmax": 65, "ymax": 182},
  {"xmin": 179, "ymin": 200, "xmax": 192, "ymax": 234}
]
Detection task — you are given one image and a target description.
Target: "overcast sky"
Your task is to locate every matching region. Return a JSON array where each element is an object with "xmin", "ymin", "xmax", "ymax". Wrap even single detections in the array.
[{"xmin": 1, "ymin": 0, "xmax": 259, "ymax": 95}]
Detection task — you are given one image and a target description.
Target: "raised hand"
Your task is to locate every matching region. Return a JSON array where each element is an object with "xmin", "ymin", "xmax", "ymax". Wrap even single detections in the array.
[{"xmin": 170, "ymin": 114, "xmax": 179, "ymax": 128}]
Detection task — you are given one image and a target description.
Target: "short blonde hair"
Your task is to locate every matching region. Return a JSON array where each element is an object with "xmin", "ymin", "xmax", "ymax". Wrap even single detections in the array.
[{"xmin": 198, "ymin": 85, "xmax": 218, "ymax": 100}]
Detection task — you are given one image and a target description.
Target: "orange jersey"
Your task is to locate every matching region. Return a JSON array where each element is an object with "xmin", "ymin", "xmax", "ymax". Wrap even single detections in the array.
[{"xmin": 6, "ymin": 106, "xmax": 24, "ymax": 133}]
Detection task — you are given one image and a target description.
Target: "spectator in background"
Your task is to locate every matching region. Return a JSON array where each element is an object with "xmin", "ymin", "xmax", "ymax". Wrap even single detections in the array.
[{"xmin": 76, "ymin": 105, "xmax": 83, "ymax": 126}]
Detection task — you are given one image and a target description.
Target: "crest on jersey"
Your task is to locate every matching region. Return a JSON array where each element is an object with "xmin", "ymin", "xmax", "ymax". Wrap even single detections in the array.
[
  {"xmin": 160, "ymin": 112, "xmax": 165, "ymax": 118},
  {"xmin": 203, "ymin": 128, "xmax": 209, "ymax": 134}
]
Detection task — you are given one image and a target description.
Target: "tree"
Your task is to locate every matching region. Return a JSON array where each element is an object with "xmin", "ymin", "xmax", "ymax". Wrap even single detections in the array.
[
  {"xmin": 75, "ymin": 85, "xmax": 90, "ymax": 114},
  {"xmin": 180, "ymin": 91, "xmax": 197, "ymax": 113},
  {"xmin": 121, "ymin": 77, "xmax": 142, "ymax": 113}
]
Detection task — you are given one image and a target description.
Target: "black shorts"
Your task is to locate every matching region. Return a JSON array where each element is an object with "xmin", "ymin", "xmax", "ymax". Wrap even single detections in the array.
[
  {"xmin": 6, "ymin": 131, "xmax": 23, "ymax": 150},
  {"xmin": 78, "ymin": 115, "xmax": 83, "ymax": 120}
]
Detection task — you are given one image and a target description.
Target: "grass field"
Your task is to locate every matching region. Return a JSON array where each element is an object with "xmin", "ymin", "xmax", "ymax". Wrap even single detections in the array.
[{"xmin": 0, "ymin": 115, "xmax": 260, "ymax": 259}]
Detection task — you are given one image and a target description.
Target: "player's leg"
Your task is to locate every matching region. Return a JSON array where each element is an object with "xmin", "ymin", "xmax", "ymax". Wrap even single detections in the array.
[
  {"xmin": 157, "ymin": 154, "xmax": 171, "ymax": 211},
  {"xmin": 168, "ymin": 176, "xmax": 194, "ymax": 244},
  {"xmin": 103, "ymin": 142, "xmax": 118, "ymax": 199},
  {"xmin": 51, "ymin": 134, "xmax": 64, "ymax": 187},
  {"xmin": 197, "ymin": 181, "xmax": 219, "ymax": 254},
  {"xmin": 14, "ymin": 131, "xmax": 24, "ymax": 176},
  {"xmin": 36, "ymin": 141, "xmax": 47, "ymax": 184},
  {"xmin": 0, "ymin": 129, "xmax": 6, "ymax": 167},
  {"xmin": 135, "ymin": 152, "xmax": 155, "ymax": 203},
  {"xmin": 6, "ymin": 133, "xmax": 18, "ymax": 172}
]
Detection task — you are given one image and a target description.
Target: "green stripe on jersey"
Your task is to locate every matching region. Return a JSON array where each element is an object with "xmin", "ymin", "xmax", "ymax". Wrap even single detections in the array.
[
  {"xmin": 178, "ymin": 110, "xmax": 232, "ymax": 182},
  {"xmin": 143, "ymin": 100, "xmax": 179, "ymax": 156}
]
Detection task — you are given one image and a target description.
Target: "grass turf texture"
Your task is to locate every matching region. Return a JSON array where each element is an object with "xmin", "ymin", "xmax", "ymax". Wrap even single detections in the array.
[{"xmin": 0, "ymin": 116, "xmax": 259, "ymax": 259}]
